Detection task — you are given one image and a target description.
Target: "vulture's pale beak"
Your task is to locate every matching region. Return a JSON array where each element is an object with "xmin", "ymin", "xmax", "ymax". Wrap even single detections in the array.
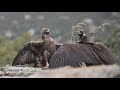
[{"xmin": 77, "ymin": 31, "xmax": 83, "ymax": 35}]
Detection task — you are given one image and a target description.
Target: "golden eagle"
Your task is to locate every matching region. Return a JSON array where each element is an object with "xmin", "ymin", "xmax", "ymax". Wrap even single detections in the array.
[
  {"xmin": 12, "ymin": 41, "xmax": 44, "ymax": 67},
  {"xmin": 12, "ymin": 40, "xmax": 61, "ymax": 67},
  {"xmin": 12, "ymin": 27, "xmax": 61, "ymax": 67}
]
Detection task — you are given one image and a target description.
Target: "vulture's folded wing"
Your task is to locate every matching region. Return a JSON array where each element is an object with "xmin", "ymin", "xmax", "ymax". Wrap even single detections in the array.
[
  {"xmin": 89, "ymin": 42, "xmax": 118, "ymax": 64},
  {"xmin": 48, "ymin": 43, "xmax": 118, "ymax": 69},
  {"xmin": 48, "ymin": 44, "xmax": 95, "ymax": 69}
]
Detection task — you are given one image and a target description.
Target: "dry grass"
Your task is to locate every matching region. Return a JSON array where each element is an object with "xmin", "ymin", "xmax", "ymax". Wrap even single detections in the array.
[
  {"xmin": 71, "ymin": 22, "xmax": 110, "ymax": 43},
  {"xmin": 90, "ymin": 23, "xmax": 110, "ymax": 42}
]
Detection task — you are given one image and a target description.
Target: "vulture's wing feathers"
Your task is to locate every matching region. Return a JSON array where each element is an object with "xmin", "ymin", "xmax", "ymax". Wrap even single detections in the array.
[
  {"xmin": 49, "ymin": 43, "xmax": 118, "ymax": 69},
  {"xmin": 12, "ymin": 42, "xmax": 43, "ymax": 66},
  {"xmin": 89, "ymin": 42, "xmax": 118, "ymax": 64},
  {"xmin": 49, "ymin": 44, "xmax": 92, "ymax": 69}
]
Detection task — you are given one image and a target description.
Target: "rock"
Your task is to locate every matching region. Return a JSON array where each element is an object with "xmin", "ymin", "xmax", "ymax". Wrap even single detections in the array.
[
  {"xmin": 0, "ymin": 71, "xmax": 4, "ymax": 76},
  {"xmin": 1, "ymin": 64, "xmax": 120, "ymax": 78},
  {"xmin": 1, "ymin": 66, "xmax": 43, "ymax": 76},
  {"xmin": 28, "ymin": 64, "xmax": 120, "ymax": 78}
]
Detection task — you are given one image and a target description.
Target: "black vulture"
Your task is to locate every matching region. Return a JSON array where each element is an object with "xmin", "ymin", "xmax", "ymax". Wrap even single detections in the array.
[
  {"xmin": 77, "ymin": 30, "xmax": 89, "ymax": 44},
  {"xmin": 47, "ymin": 30, "xmax": 118, "ymax": 69},
  {"xmin": 48, "ymin": 42, "xmax": 119, "ymax": 69}
]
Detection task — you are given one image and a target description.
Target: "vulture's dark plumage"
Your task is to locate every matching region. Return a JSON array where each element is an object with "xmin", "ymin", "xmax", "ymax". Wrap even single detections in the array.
[
  {"xmin": 12, "ymin": 27, "xmax": 62, "ymax": 67},
  {"xmin": 12, "ymin": 41, "xmax": 61, "ymax": 67},
  {"xmin": 48, "ymin": 42, "xmax": 119, "ymax": 69},
  {"xmin": 12, "ymin": 41, "xmax": 44, "ymax": 67}
]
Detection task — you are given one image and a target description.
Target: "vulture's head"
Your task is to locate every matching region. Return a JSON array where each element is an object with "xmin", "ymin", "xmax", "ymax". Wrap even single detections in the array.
[
  {"xmin": 77, "ymin": 30, "xmax": 83, "ymax": 35},
  {"xmin": 41, "ymin": 28, "xmax": 50, "ymax": 39}
]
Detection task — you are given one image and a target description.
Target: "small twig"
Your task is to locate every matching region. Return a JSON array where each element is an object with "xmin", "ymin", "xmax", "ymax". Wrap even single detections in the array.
[{"xmin": 90, "ymin": 23, "xmax": 110, "ymax": 43}]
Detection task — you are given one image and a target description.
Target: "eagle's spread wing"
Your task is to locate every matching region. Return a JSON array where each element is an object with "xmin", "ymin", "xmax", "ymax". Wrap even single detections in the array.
[
  {"xmin": 48, "ymin": 43, "xmax": 118, "ymax": 69},
  {"xmin": 12, "ymin": 41, "xmax": 43, "ymax": 66}
]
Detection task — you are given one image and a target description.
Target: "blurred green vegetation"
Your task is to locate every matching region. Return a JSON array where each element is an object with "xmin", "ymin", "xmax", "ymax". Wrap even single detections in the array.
[
  {"xmin": 0, "ymin": 28, "xmax": 120, "ymax": 66},
  {"xmin": 0, "ymin": 33, "xmax": 33, "ymax": 66},
  {"xmin": 106, "ymin": 28, "xmax": 120, "ymax": 56}
]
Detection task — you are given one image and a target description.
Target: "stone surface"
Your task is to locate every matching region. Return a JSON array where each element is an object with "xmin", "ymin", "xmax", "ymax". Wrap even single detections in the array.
[
  {"xmin": 1, "ymin": 64, "xmax": 120, "ymax": 78},
  {"xmin": 0, "ymin": 71, "xmax": 4, "ymax": 76}
]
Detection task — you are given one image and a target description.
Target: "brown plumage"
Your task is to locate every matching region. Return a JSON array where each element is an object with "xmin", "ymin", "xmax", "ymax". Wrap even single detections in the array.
[
  {"xmin": 12, "ymin": 28, "xmax": 61, "ymax": 67},
  {"xmin": 48, "ymin": 42, "xmax": 119, "ymax": 69},
  {"xmin": 12, "ymin": 28, "xmax": 118, "ymax": 69},
  {"xmin": 12, "ymin": 41, "xmax": 44, "ymax": 67},
  {"xmin": 12, "ymin": 40, "xmax": 61, "ymax": 67},
  {"xmin": 77, "ymin": 30, "xmax": 89, "ymax": 44}
]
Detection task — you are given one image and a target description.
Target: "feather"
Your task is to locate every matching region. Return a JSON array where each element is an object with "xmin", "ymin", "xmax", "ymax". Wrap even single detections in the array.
[
  {"xmin": 48, "ymin": 43, "xmax": 118, "ymax": 69},
  {"xmin": 12, "ymin": 41, "xmax": 60, "ymax": 67},
  {"xmin": 12, "ymin": 42, "xmax": 43, "ymax": 66}
]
